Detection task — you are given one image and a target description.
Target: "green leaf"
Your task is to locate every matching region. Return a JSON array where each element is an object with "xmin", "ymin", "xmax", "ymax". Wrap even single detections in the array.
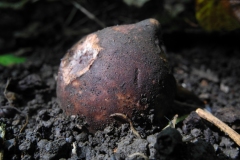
[
  {"xmin": 162, "ymin": 114, "xmax": 188, "ymax": 130},
  {"xmin": 196, "ymin": 0, "xmax": 240, "ymax": 31},
  {"xmin": 176, "ymin": 114, "xmax": 188, "ymax": 124},
  {"xmin": 0, "ymin": 54, "xmax": 26, "ymax": 66}
]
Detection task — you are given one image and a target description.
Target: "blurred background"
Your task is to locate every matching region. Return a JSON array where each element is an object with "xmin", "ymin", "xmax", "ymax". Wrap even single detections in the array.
[{"xmin": 0, "ymin": 0, "xmax": 240, "ymax": 65}]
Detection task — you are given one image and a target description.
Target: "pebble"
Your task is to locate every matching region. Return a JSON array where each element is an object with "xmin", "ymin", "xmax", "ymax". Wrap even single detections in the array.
[
  {"xmin": 19, "ymin": 141, "xmax": 31, "ymax": 151},
  {"xmin": 191, "ymin": 128, "xmax": 201, "ymax": 138}
]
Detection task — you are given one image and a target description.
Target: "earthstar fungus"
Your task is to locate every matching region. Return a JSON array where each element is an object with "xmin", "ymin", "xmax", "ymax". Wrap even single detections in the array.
[{"xmin": 57, "ymin": 19, "xmax": 176, "ymax": 132}]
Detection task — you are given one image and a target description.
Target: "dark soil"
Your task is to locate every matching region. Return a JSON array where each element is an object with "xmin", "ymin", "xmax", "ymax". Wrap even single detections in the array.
[{"xmin": 0, "ymin": 1, "xmax": 240, "ymax": 160}]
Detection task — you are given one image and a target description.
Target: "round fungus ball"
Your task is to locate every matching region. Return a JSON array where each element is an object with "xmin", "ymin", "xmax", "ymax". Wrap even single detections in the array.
[{"xmin": 56, "ymin": 19, "xmax": 176, "ymax": 132}]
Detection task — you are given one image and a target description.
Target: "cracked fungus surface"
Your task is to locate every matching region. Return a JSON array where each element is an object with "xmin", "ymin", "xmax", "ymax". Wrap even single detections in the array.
[
  {"xmin": 60, "ymin": 34, "xmax": 103, "ymax": 85},
  {"xmin": 57, "ymin": 18, "xmax": 176, "ymax": 132}
]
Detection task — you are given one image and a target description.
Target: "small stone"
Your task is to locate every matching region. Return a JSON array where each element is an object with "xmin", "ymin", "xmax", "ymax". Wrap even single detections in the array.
[
  {"xmin": 37, "ymin": 139, "xmax": 48, "ymax": 149},
  {"xmin": 220, "ymin": 137, "xmax": 233, "ymax": 147},
  {"xmin": 104, "ymin": 126, "xmax": 114, "ymax": 134},
  {"xmin": 66, "ymin": 136, "xmax": 73, "ymax": 143},
  {"xmin": 75, "ymin": 132, "xmax": 88, "ymax": 142},
  {"xmin": 12, "ymin": 119, "xmax": 20, "ymax": 126},
  {"xmin": 191, "ymin": 128, "xmax": 201, "ymax": 138},
  {"xmin": 19, "ymin": 141, "xmax": 31, "ymax": 151}
]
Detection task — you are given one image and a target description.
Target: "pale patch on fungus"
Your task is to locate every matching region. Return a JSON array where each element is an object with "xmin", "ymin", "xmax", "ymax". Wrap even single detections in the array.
[
  {"xmin": 60, "ymin": 34, "xmax": 103, "ymax": 85},
  {"xmin": 149, "ymin": 18, "xmax": 160, "ymax": 27},
  {"xmin": 112, "ymin": 25, "xmax": 135, "ymax": 34},
  {"xmin": 72, "ymin": 80, "xmax": 80, "ymax": 88}
]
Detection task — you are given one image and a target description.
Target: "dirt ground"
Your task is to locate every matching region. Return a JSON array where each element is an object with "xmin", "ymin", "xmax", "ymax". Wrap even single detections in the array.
[{"xmin": 0, "ymin": 1, "xmax": 240, "ymax": 160}]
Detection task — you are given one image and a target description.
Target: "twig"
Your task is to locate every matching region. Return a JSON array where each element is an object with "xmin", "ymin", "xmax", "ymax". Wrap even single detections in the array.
[
  {"xmin": 128, "ymin": 152, "xmax": 149, "ymax": 160},
  {"xmin": 3, "ymin": 79, "xmax": 28, "ymax": 133},
  {"xmin": 162, "ymin": 114, "xmax": 178, "ymax": 130},
  {"xmin": 196, "ymin": 108, "xmax": 240, "ymax": 146},
  {"xmin": 4, "ymin": 79, "xmax": 17, "ymax": 104},
  {"xmin": 72, "ymin": 1, "xmax": 105, "ymax": 28},
  {"xmin": 174, "ymin": 100, "xmax": 200, "ymax": 110},
  {"xmin": 184, "ymin": 18, "xmax": 199, "ymax": 27},
  {"xmin": 19, "ymin": 113, "xmax": 28, "ymax": 133},
  {"xmin": 110, "ymin": 113, "xmax": 141, "ymax": 139},
  {"xmin": 65, "ymin": 7, "xmax": 78, "ymax": 26}
]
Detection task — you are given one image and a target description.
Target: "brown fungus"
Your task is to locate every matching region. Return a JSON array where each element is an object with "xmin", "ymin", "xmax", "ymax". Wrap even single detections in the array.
[{"xmin": 57, "ymin": 19, "xmax": 177, "ymax": 132}]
